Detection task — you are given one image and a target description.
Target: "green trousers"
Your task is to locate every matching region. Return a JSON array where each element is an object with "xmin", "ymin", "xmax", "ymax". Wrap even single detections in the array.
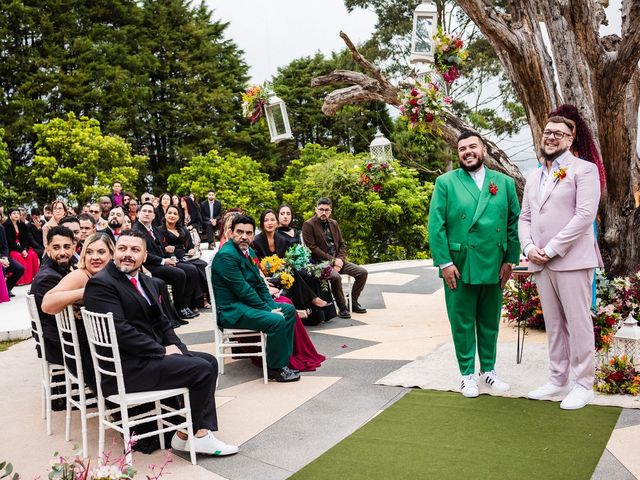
[
  {"xmin": 220, "ymin": 302, "xmax": 296, "ymax": 370},
  {"xmin": 443, "ymin": 281, "xmax": 503, "ymax": 376}
]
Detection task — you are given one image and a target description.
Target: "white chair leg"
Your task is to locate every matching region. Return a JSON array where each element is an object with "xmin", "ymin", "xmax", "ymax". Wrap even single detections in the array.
[
  {"xmin": 182, "ymin": 394, "xmax": 197, "ymax": 465},
  {"xmin": 156, "ymin": 401, "xmax": 165, "ymax": 450},
  {"xmin": 97, "ymin": 400, "xmax": 106, "ymax": 466},
  {"xmin": 45, "ymin": 389, "xmax": 52, "ymax": 436},
  {"xmin": 121, "ymin": 405, "xmax": 132, "ymax": 466},
  {"xmin": 64, "ymin": 378, "xmax": 72, "ymax": 442},
  {"xmin": 261, "ymin": 335, "xmax": 268, "ymax": 384},
  {"xmin": 80, "ymin": 402, "xmax": 88, "ymax": 460},
  {"xmin": 41, "ymin": 384, "xmax": 46, "ymax": 419}
]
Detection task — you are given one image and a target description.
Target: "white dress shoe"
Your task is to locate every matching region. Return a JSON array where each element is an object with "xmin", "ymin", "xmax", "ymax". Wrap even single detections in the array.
[
  {"xmin": 461, "ymin": 374, "xmax": 479, "ymax": 398},
  {"xmin": 170, "ymin": 432, "xmax": 187, "ymax": 451},
  {"xmin": 187, "ymin": 431, "xmax": 238, "ymax": 456},
  {"xmin": 527, "ymin": 382, "xmax": 568, "ymax": 400},
  {"xmin": 560, "ymin": 385, "xmax": 595, "ymax": 410},
  {"xmin": 479, "ymin": 370, "xmax": 510, "ymax": 393}
]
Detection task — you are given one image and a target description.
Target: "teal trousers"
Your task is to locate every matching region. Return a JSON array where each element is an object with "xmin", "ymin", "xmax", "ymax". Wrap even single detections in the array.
[{"xmin": 443, "ymin": 281, "xmax": 503, "ymax": 375}]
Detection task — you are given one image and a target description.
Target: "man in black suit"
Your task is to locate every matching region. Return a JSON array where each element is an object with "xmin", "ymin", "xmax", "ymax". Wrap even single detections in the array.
[
  {"xmin": 98, "ymin": 206, "xmax": 126, "ymax": 244},
  {"xmin": 83, "ymin": 230, "xmax": 237, "ymax": 456},
  {"xmin": 133, "ymin": 202, "xmax": 197, "ymax": 320},
  {"xmin": 0, "ymin": 224, "xmax": 24, "ymax": 297},
  {"xmin": 200, "ymin": 190, "xmax": 222, "ymax": 247},
  {"xmin": 30, "ymin": 226, "xmax": 76, "ymax": 364}
]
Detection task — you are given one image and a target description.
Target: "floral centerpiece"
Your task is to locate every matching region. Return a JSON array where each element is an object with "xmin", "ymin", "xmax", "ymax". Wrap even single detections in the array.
[
  {"xmin": 593, "ymin": 304, "xmax": 620, "ymax": 352},
  {"xmin": 502, "ymin": 276, "xmax": 545, "ymax": 330},
  {"xmin": 399, "ymin": 77, "xmax": 452, "ymax": 131},
  {"xmin": 433, "ymin": 27, "xmax": 468, "ymax": 84},
  {"xmin": 359, "ymin": 158, "xmax": 395, "ymax": 192},
  {"xmin": 284, "ymin": 244, "xmax": 311, "ymax": 271},
  {"xmin": 595, "ymin": 355, "xmax": 640, "ymax": 395},
  {"xmin": 305, "ymin": 261, "xmax": 334, "ymax": 291},
  {"xmin": 241, "ymin": 82, "xmax": 271, "ymax": 125},
  {"xmin": 260, "ymin": 254, "xmax": 294, "ymax": 289}
]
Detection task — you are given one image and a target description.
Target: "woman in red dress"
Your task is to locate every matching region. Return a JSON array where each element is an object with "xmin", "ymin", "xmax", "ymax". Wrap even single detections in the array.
[{"xmin": 3, "ymin": 207, "xmax": 40, "ymax": 285}]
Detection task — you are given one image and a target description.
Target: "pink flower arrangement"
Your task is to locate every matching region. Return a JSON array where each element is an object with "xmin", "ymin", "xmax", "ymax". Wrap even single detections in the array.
[
  {"xmin": 399, "ymin": 78, "xmax": 449, "ymax": 131},
  {"xmin": 433, "ymin": 27, "xmax": 468, "ymax": 85}
]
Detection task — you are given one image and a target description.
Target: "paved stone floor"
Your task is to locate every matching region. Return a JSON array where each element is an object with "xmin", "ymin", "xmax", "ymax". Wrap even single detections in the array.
[{"xmin": 0, "ymin": 260, "xmax": 638, "ymax": 479}]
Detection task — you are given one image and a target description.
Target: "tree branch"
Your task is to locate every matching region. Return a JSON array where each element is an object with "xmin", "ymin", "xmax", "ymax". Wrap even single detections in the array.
[
  {"xmin": 453, "ymin": 0, "xmax": 518, "ymax": 52},
  {"xmin": 616, "ymin": 0, "xmax": 640, "ymax": 84}
]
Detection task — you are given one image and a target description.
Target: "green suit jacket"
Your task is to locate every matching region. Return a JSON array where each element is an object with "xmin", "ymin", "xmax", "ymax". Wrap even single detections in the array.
[
  {"xmin": 428, "ymin": 167, "xmax": 521, "ymax": 285},
  {"xmin": 211, "ymin": 240, "xmax": 278, "ymax": 326}
]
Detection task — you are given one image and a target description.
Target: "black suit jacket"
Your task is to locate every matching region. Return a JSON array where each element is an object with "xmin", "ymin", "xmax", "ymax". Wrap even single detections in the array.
[
  {"xmin": 200, "ymin": 199, "xmax": 222, "ymax": 223},
  {"xmin": 133, "ymin": 220, "xmax": 167, "ymax": 267},
  {"xmin": 30, "ymin": 256, "xmax": 71, "ymax": 363},
  {"xmin": 83, "ymin": 261, "xmax": 185, "ymax": 394},
  {"xmin": 3, "ymin": 220, "xmax": 32, "ymax": 252},
  {"xmin": 0, "ymin": 226, "xmax": 9, "ymax": 258},
  {"xmin": 251, "ymin": 231, "xmax": 295, "ymax": 260}
]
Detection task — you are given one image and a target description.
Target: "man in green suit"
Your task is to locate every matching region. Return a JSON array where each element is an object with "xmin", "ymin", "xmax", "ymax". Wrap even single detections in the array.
[
  {"xmin": 211, "ymin": 214, "xmax": 299, "ymax": 382},
  {"xmin": 428, "ymin": 131, "xmax": 521, "ymax": 397}
]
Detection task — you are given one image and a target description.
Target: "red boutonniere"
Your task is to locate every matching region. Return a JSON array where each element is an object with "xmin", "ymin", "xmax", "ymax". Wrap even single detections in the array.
[
  {"xmin": 553, "ymin": 167, "xmax": 568, "ymax": 182},
  {"xmin": 253, "ymin": 256, "xmax": 260, "ymax": 268},
  {"xmin": 488, "ymin": 182, "xmax": 498, "ymax": 195}
]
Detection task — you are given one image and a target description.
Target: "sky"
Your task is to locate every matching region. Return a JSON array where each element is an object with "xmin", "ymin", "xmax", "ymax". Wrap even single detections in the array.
[{"xmin": 206, "ymin": 0, "xmax": 632, "ymax": 172}]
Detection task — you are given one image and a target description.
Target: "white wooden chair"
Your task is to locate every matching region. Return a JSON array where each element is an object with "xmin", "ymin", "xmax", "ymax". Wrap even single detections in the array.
[
  {"xmin": 205, "ymin": 258, "xmax": 268, "ymax": 384},
  {"xmin": 55, "ymin": 305, "xmax": 98, "ymax": 458},
  {"xmin": 26, "ymin": 293, "xmax": 66, "ymax": 436},
  {"xmin": 341, "ymin": 274, "xmax": 353, "ymax": 313},
  {"xmin": 81, "ymin": 308, "xmax": 197, "ymax": 465}
]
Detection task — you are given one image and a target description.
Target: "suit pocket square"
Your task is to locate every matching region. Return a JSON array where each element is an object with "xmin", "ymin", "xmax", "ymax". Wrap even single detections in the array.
[{"xmin": 448, "ymin": 242, "xmax": 461, "ymax": 252}]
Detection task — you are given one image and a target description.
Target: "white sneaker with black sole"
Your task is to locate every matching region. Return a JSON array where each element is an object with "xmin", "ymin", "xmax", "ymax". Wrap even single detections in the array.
[
  {"xmin": 461, "ymin": 374, "xmax": 479, "ymax": 398},
  {"xmin": 479, "ymin": 370, "xmax": 510, "ymax": 393}
]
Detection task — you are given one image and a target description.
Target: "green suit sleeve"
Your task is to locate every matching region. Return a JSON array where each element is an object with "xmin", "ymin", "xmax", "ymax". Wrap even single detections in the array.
[
  {"xmin": 504, "ymin": 177, "xmax": 521, "ymax": 264},
  {"xmin": 428, "ymin": 177, "xmax": 451, "ymax": 267},
  {"xmin": 214, "ymin": 251, "xmax": 271, "ymax": 310}
]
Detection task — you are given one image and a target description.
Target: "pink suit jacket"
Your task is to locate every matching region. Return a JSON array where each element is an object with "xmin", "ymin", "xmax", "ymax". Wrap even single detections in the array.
[{"xmin": 518, "ymin": 153, "xmax": 603, "ymax": 272}]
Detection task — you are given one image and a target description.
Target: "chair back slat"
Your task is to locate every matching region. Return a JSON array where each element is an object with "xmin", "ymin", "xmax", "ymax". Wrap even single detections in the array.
[{"xmin": 55, "ymin": 306, "xmax": 84, "ymax": 385}]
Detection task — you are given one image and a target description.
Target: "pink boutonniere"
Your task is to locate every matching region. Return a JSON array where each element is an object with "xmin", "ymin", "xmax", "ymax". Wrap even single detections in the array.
[
  {"xmin": 553, "ymin": 167, "xmax": 568, "ymax": 182},
  {"xmin": 488, "ymin": 182, "xmax": 498, "ymax": 195}
]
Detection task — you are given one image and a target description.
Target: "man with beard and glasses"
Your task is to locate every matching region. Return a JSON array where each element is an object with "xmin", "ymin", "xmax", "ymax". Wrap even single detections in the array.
[
  {"xmin": 83, "ymin": 230, "xmax": 238, "ymax": 456},
  {"xmin": 30, "ymin": 226, "xmax": 76, "ymax": 366},
  {"xmin": 519, "ymin": 116, "xmax": 603, "ymax": 410},
  {"xmin": 428, "ymin": 131, "xmax": 521, "ymax": 398},
  {"xmin": 100, "ymin": 206, "xmax": 126, "ymax": 243}
]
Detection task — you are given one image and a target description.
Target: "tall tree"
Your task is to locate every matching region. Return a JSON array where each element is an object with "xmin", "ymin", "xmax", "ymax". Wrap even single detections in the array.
[{"xmin": 316, "ymin": 1, "xmax": 640, "ymax": 274}]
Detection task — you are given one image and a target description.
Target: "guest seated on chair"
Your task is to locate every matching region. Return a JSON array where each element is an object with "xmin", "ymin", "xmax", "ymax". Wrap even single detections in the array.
[
  {"xmin": 83, "ymin": 230, "xmax": 238, "ymax": 456},
  {"xmin": 3, "ymin": 207, "xmax": 40, "ymax": 285},
  {"xmin": 27, "ymin": 207, "xmax": 45, "ymax": 259},
  {"xmin": 0, "ymin": 216, "xmax": 24, "ymax": 297},
  {"xmin": 211, "ymin": 215, "xmax": 299, "ymax": 382},
  {"xmin": 276, "ymin": 204, "xmax": 302, "ymax": 243}
]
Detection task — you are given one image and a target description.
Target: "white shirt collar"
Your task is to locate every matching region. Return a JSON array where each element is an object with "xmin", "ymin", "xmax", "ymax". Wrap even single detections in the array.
[{"xmin": 467, "ymin": 165, "xmax": 486, "ymax": 190}]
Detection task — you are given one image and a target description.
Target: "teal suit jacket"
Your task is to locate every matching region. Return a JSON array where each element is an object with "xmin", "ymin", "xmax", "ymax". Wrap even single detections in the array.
[
  {"xmin": 211, "ymin": 240, "xmax": 278, "ymax": 326},
  {"xmin": 428, "ymin": 167, "xmax": 521, "ymax": 285}
]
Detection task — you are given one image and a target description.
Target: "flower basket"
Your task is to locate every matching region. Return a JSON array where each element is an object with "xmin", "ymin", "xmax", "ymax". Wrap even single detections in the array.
[
  {"xmin": 359, "ymin": 158, "xmax": 396, "ymax": 192},
  {"xmin": 595, "ymin": 355, "xmax": 640, "ymax": 395},
  {"xmin": 241, "ymin": 82, "xmax": 271, "ymax": 125},
  {"xmin": 433, "ymin": 27, "xmax": 468, "ymax": 84}
]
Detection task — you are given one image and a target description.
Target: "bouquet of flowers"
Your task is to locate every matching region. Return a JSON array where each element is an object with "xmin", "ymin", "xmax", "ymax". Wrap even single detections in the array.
[
  {"xmin": 260, "ymin": 254, "xmax": 295, "ymax": 289},
  {"xmin": 241, "ymin": 82, "xmax": 271, "ymax": 125},
  {"xmin": 305, "ymin": 261, "xmax": 334, "ymax": 291},
  {"xmin": 399, "ymin": 77, "xmax": 452, "ymax": 131},
  {"xmin": 260, "ymin": 255, "xmax": 285, "ymax": 276},
  {"xmin": 284, "ymin": 243, "xmax": 311, "ymax": 271},
  {"xmin": 595, "ymin": 355, "xmax": 640, "ymax": 395},
  {"xmin": 360, "ymin": 159, "xmax": 395, "ymax": 192},
  {"xmin": 593, "ymin": 304, "xmax": 621, "ymax": 352},
  {"xmin": 433, "ymin": 27, "xmax": 468, "ymax": 84},
  {"xmin": 502, "ymin": 276, "xmax": 546, "ymax": 330}
]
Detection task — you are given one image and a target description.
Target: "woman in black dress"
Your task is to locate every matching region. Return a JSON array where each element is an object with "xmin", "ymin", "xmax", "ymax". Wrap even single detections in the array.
[
  {"xmin": 276, "ymin": 204, "xmax": 302, "ymax": 243},
  {"xmin": 160, "ymin": 205, "xmax": 210, "ymax": 309}
]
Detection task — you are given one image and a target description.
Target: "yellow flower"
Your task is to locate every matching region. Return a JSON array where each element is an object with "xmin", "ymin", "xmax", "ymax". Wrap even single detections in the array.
[
  {"xmin": 260, "ymin": 255, "xmax": 283, "ymax": 275},
  {"xmin": 280, "ymin": 272, "xmax": 294, "ymax": 289}
]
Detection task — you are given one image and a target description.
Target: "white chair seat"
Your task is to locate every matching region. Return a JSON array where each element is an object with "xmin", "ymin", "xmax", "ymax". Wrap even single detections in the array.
[{"xmin": 107, "ymin": 387, "xmax": 189, "ymax": 405}]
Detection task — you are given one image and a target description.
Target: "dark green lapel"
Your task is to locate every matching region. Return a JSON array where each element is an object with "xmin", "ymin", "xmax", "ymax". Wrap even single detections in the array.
[
  {"xmin": 471, "ymin": 168, "xmax": 493, "ymax": 226},
  {"xmin": 456, "ymin": 169, "xmax": 480, "ymax": 202}
]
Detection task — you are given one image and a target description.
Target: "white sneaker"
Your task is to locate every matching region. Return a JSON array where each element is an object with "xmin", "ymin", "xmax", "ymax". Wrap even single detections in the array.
[
  {"xmin": 527, "ymin": 381, "xmax": 568, "ymax": 400},
  {"xmin": 173, "ymin": 431, "xmax": 239, "ymax": 456},
  {"xmin": 461, "ymin": 374, "xmax": 479, "ymax": 398},
  {"xmin": 479, "ymin": 370, "xmax": 510, "ymax": 392},
  {"xmin": 560, "ymin": 385, "xmax": 595, "ymax": 410}
]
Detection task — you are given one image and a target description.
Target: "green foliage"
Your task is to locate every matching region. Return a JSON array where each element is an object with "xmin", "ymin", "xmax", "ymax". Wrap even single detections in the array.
[
  {"xmin": 0, "ymin": 460, "xmax": 19, "ymax": 480},
  {"xmin": 0, "ymin": 129, "xmax": 17, "ymax": 206},
  {"xmin": 167, "ymin": 150, "xmax": 276, "ymax": 219},
  {"xmin": 27, "ymin": 113, "xmax": 147, "ymax": 205},
  {"xmin": 277, "ymin": 144, "xmax": 432, "ymax": 263}
]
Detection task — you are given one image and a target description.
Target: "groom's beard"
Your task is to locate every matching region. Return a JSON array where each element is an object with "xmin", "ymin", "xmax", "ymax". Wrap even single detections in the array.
[{"xmin": 538, "ymin": 145, "xmax": 569, "ymax": 163}]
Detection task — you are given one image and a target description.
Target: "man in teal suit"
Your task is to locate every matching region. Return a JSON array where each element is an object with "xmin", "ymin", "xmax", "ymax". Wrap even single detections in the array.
[
  {"xmin": 211, "ymin": 215, "xmax": 299, "ymax": 382},
  {"xmin": 428, "ymin": 131, "xmax": 521, "ymax": 397}
]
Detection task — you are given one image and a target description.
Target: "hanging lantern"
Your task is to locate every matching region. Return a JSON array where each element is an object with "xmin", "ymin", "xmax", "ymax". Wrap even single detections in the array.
[
  {"xmin": 612, "ymin": 314, "xmax": 640, "ymax": 363},
  {"xmin": 369, "ymin": 129, "xmax": 393, "ymax": 163},
  {"xmin": 410, "ymin": 1, "xmax": 438, "ymax": 65},
  {"xmin": 265, "ymin": 94, "xmax": 293, "ymax": 143}
]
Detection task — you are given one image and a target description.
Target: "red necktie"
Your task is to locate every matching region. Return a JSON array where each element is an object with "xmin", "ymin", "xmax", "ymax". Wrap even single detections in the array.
[
  {"xmin": 130, "ymin": 277, "xmax": 140, "ymax": 294},
  {"xmin": 244, "ymin": 251, "xmax": 250, "ymax": 260}
]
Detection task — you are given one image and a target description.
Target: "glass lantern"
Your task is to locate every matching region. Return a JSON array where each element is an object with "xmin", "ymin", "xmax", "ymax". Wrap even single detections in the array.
[
  {"xmin": 410, "ymin": 1, "xmax": 438, "ymax": 65},
  {"xmin": 265, "ymin": 94, "xmax": 293, "ymax": 143},
  {"xmin": 369, "ymin": 130, "xmax": 393, "ymax": 163},
  {"xmin": 612, "ymin": 314, "xmax": 640, "ymax": 364}
]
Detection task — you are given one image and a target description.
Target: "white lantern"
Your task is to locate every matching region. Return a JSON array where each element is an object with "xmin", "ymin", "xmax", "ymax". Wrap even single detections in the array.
[
  {"xmin": 264, "ymin": 94, "xmax": 293, "ymax": 143},
  {"xmin": 410, "ymin": 1, "xmax": 438, "ymax": 65},
  {"xmin": 612, "ymin": 314, "xmax": 640, "ymax": 363},
  {"xmin": 369, "ymin": 129, "xmax": 393, "ymax": 163}
]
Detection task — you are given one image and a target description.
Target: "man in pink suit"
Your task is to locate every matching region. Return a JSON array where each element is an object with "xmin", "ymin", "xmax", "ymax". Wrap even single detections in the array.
[{"xmin": 519, "ymin": 115, "xmax": 603, "ymax": 410}]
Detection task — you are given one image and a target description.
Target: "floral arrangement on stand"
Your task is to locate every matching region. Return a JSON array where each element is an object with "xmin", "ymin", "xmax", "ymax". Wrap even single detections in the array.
[
  {"xmin": 595, "ymin": 355, "xmax": 640, "ymax": 395},
  {"xmin": 433, "ymin": 27, "xmax": 468, "ymax": 84},
  {"xmin": 241, "ymin": 82, "xmax": 271, "ymax": 125},
  {"xmin": 593, "ymin": 304, "xmax": 620, "ymax": 353},
  {"xmin": 260, "ymin": 255, "xmax": 294, "ymax": 290},
  {"xmin": 399, "ymin": 78, "xmax": 452, "ymax": 131},
  {"xmin": 359, "ymin": 158, "xmax": 395, "ymax": 192},
  {"xmin": 502, "ymin": 276, "xmax": 545, "ymax": 330}
]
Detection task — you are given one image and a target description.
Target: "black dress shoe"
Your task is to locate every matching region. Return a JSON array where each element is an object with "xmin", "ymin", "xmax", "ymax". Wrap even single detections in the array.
[
  {"xmin": 352, "ymin": 302, "xmax": 367, "ymax": 314},
  {"xmin": 320, "ymin": 301, "xmax": 334, "ymax": 310},
  {"xmin": 338, "ymin": 309, "xmax": 351, "ymax": 319},
  {"xmin": 8, "ymin": 292, "xmax": 15, "ymax": 298},
  {"xmin": 185, "ymin": 307, "xmax": 200, "ymax": 317},
  {"xmin": 171, "ymin": 321, "xmax": 183, "ymax": 328},
  {"xmin": 177, "ymin": 317, "xmax": 189, "ymax": 325},
  {"xmin": 179, "ymin": 308, "xmax": 196, "ymax": 319},
  {"xmin": 268, "ymin": 366, "xmax": 301, "ymax": 382}
]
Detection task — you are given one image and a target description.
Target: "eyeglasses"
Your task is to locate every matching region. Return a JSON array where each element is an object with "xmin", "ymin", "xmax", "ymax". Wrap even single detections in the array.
[
  {"xmin": 90, "ymin": 210, "xmax": 100, "ymax": 214},
  {"xmin": 542, "ymin": 129, "xmax": 572, "ymax": 140}
]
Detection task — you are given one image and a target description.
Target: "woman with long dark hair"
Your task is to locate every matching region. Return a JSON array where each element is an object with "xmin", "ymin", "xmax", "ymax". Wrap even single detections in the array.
[
  {"xmin": 180, "ymin": 195, "xmax": 203, "ymax": 233},
  {"xmin": 3, "ymin": 207, "xmax": 40, "ymax": 284},
  {"xmin": 153, "ymin": 192, "xmax": 172, "ymax": 227}
]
